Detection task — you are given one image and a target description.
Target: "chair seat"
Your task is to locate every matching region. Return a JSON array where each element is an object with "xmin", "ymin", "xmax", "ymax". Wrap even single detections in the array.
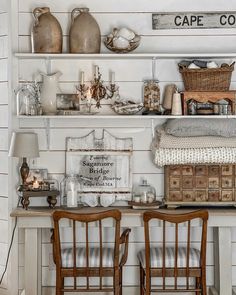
[
  {"xmin": 138, "ymin": 247, "xmax": 200, "ymax": 268},
  {"xmin": 61, "ymin": 247, "xmax": 115, "ymax": 268}
]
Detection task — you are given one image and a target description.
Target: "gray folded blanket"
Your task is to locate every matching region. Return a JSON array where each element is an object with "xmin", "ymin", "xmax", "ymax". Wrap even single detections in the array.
[{"xmin": 165, "ymin": 119, "xmax": 236, "ymax": 137}]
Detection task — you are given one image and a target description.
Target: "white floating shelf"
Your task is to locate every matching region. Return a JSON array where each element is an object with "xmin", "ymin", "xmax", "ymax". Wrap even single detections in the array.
[
  {"xmin": 17, "ymin": 115, "xmax": 234, "ymax": 119},
  {"xmin": 15, "ymin": 53, "xmax": 236, "ymax": 59}
]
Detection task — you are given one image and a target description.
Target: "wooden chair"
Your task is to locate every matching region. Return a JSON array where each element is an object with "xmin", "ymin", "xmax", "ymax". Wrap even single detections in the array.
[
  {"xmin": 138, "ymin": 210, "xmax": 208, "ymax": 294},
  {"xmin": 51, "ymin": 209, "xmax": 131, "ymax": 295}
]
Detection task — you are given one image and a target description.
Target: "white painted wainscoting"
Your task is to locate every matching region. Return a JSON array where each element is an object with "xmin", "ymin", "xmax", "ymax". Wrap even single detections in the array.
[{"xmin": 6, "ymin": 0, "xmax": 236, "ymax": 294}]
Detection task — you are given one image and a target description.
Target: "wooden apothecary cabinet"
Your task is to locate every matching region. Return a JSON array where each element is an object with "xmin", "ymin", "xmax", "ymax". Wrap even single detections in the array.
[{"xmin": 165, "ymin": 164, "xmax": 236, "ymax": 208}]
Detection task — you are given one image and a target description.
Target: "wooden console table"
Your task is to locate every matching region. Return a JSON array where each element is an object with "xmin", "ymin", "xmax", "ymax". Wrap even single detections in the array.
[{"xmin": 10, "ymin": 207, "xmax": 236, "ymax": 295}]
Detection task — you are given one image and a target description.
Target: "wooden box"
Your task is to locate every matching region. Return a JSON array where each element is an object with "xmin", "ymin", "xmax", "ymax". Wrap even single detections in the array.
[
  {"xmin": 165, "ymin": 164, "xmax": 236, "ymax": 208},
  {"xmin": 182, "ymin": 91, "xmax": 236, "ymax": 115}
]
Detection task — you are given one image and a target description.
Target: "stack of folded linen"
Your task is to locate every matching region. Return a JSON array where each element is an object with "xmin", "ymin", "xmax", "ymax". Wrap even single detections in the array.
[{"xmin": 152, "ymin": 119, "xmax": 236, "ymax": 167}]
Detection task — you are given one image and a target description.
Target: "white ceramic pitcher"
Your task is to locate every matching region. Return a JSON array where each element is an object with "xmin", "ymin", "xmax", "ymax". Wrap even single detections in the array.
[{"xmin": 39, "ymin": 71, "xmax": 62, "ymax": 115}]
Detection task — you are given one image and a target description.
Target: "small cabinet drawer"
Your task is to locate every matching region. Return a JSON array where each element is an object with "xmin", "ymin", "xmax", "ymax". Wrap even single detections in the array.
[
  {"xmin": 222, "ymin": 177, "xmax": 233, "ymax": 188},
  {"xmin": 222, "ymin": 165, "xmax": 233, "ymax": 176},
  {"xmin": 183, "ymin": 191, "xmax": 195, "ymax": 202},
  {"xmin": 195, "ymin": 191, "xmax": 207, "ymax": 202},
  {"xmin": 169, "ymin": 191, "xmax": 182, "ymax": 201},
  {"xmin": 208, "ymin": 191, "xmax": 220, "ymax": 202},
  {"xmin": 195, "ymin": 165, "xmax": 207, "ymax": 176},
  {"xmin": 222, "ymin": 190, "xmax": 233, "ymax": 202},
  {"xmin": 182, "ymin": 166, "xmax": 193, "ymax": 176},
  {"xmin": 182, "ymin": 177, "xmax": 193, "ymax": 189},
  {"xmin": 169, "ymin": 166, "xmax": 181, "ymax": 176},
  {"xmin": 209, "ymin": 177, "xmax": 219, "ymax": 189},
  {"xmin": 209, "ymin": 166, "xmax": 220, "ymax": 177},
  {"xmin": 195, "ymin": 177, "xmax": 207, "ymax": 188},
  {"xmin": 169, "ymin": 177, "xmax": 181, "ymax": 189}
]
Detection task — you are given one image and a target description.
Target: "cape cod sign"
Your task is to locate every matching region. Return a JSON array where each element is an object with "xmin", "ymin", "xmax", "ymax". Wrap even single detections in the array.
[{"xmin": 152, "ymin": 12, "xmax": 236, "ymax": 30}]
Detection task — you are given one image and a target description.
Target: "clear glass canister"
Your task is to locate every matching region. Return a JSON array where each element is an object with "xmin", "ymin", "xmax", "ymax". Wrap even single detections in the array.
[
  {"xmin": 60, "ymin": 175, "xmax": 81, "ymax": 207},
  {"xmin": 132, "ymin": 179, "xmax": 156, "ymax": 204},
  {"xmin": 143, "ymin": 80, "xmax": 161, "ymax": 113}
]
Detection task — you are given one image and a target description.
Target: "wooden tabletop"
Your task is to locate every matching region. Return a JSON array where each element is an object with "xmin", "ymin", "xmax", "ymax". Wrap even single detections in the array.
[{"xmin": 10, "ymin": 206, "xmax": 236, "ymax": 218}]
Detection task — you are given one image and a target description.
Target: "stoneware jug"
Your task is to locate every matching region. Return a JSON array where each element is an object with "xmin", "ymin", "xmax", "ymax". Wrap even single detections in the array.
[
  {"xmin": 39, "ymin": 72, "xmax": 62, "ymax": 115},
  {"xmin": 69, "ymin": 8, "xmax": 101, "ymax": 53},
  {"xmin": 31, "ymin": 7, "xmax": 62, "ymax": 53}
]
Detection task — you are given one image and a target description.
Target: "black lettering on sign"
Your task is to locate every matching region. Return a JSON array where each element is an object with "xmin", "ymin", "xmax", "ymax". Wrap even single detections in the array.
[
  {"xmin": 197, "ymin": 15, "xmax": 204, "ymax": 26},
  {"xmin": 152, "ymin": 12, "xmax": 236, "ymax": 30},
  {"xmin": 174, "ymin": 15, "xmax": 181, "ymax": 26}
]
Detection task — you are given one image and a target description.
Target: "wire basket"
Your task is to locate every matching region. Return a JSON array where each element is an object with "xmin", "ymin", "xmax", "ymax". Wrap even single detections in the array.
[{"xmin": 179, "ymin": 62, "xmax": 235, "ymax": 91}]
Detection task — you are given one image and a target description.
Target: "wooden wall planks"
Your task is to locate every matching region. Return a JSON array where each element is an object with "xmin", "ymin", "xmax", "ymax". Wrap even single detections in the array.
[{"xmin": 14, "ymin": 0, "xmax": 236, "ymax": 293}]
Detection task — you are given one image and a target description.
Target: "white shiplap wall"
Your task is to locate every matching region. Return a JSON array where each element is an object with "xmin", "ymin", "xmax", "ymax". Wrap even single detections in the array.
[
  {"xmin": 11, "ymin": 0, "xmax": 236, "ymax": 294},
  {"xmin": 0, "ymin": 0, "xmax": 9, "ymax": 291}
]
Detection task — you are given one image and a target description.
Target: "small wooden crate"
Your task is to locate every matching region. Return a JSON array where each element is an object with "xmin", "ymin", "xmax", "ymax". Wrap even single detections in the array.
[
  {"xmin": 182, "ymin": 91, "xmax": 236, "ymax": 115},
  {"xmin": 165, "ymin": 164, "xmax": 236, "ymax": 208}
]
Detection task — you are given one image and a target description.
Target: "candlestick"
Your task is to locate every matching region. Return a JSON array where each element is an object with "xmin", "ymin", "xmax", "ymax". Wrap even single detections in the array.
[
  {"xmin": 95, "ymin": 66, "xmax": 99, "ymax": 79},
  {"xmin": 81, "ymin": 71, "xmax": 84, "ymax": 85},
  {"xmin": 111, "ymin": 72, "xmax": 115, "ymax": 84}
]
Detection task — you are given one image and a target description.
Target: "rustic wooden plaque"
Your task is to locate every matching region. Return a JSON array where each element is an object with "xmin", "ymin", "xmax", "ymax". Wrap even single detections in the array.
[
  {"xmin": 66, "ymin": 130, "xmax": 133, "ymax": 203},
  {"xmin": 152, "ymin": 12, "xmax": 236, "ymax": 30}
]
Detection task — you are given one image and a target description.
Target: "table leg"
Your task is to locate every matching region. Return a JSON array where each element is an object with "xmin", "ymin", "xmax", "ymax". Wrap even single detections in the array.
[
  {"xmin": 25, "ymin": 228, "xmax": 42, "ymax": 295},
  {"xmin": 213, "ymin": 227, "xmax": 232, "ymax": 295}
]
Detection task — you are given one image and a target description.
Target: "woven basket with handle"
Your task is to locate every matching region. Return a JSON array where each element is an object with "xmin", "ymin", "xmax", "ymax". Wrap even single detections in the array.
[{"xmin": 179, "ymin": 62, "xmax": 235, "ymax": 91}]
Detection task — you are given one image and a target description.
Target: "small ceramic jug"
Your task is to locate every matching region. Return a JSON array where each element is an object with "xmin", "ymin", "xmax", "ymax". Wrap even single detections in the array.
[
  {"xmin": 69, "ymin": 8, "xmax": 101, "ymax": 53},
  {"xmin": 39, "ymin": 72, "xmax": 62, "ymax": 115},
  {"xmin": 31, "ymin": 7, "xmax": 63, "ymax": 53}
]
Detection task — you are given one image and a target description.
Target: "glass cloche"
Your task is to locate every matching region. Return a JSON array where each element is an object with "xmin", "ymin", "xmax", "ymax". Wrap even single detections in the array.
[
  {"xmin": 132, "ymin": 178, "xmax": 156, "ymax": 204},
  {"xmin": 60, "ymin": 175, "xmax": 82, "ymax": 208}
]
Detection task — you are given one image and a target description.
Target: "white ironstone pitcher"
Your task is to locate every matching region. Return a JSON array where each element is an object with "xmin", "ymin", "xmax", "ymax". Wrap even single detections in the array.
[{"xmin": 39, "ymin": 71, "xmax": 62, "ymax": 115}]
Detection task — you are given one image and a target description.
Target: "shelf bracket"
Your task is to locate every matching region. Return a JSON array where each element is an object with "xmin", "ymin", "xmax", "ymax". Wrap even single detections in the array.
[{"xmin": 44, "ymin": 118, "xmax": 50, "ymax": 150}]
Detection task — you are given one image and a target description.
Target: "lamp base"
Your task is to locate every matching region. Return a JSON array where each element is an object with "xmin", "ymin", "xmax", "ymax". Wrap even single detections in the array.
[{"xmin": 20, "ymin": 157, "xmax": 29, "ymax": 187}]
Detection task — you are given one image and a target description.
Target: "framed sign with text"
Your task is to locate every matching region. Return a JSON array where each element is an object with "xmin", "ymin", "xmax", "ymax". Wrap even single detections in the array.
[
  {"xmin": 66, "ymin": 130, "xmax": 133, "ymax": 205},
  {"xmin": 152, "ymin": 12, "xmax": 236, "ymax": 30}
]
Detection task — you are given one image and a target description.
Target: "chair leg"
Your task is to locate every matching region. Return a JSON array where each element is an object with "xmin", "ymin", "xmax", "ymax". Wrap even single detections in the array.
[
  {"xmin": 145, "ymin": 269, "xmax": 151, "ymax": 295},
  {"xmin": 196, "ymin": 277, "xmax": 200, "ymax": 295},
  {"xmin": 119, "ymin": 268, "xmax": 123, "ymax": 295},
  {"xmin": 56, "ymin": 273, "xmax": 63, "ymax": 295},
  {"xmin": 114, "ymin": 268, "xmax": 120, "ymax": 295},
  {"xmin": 139, "ymin": 264, "xmax": 144, "ymax": 295},
  {"xmin": 201, "ymin": 271, "xmax": 207, "ymax": 295}
]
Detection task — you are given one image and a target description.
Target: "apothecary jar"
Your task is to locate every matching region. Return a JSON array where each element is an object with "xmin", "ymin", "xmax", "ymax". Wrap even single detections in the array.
[
  {"xmin": 132, "ymin": 179, "xmax": 156, "ymax": 204},
  {"xmin": 60, "ymin": 175, "xmax": 82, "ymax": 207}
]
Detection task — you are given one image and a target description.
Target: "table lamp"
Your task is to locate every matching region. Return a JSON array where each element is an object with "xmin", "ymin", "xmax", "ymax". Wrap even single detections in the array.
[{"xmin": 9, "ymin": 132, "xmax": 39, "ymax": 187}]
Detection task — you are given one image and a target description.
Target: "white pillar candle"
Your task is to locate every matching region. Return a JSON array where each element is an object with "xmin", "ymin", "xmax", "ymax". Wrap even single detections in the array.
[
  {"xmin": 67, "ymin": 190, "xmax": 77, "ymax": 207},
  {"xmin": 81, "ymin": 71, "xmax": 84, "ymax": 85},
  {"xmin": 33, "ymin": 180, "xmax": 39, "ymax": 189},
  {"xmin": 111, "ymin": 72, "xmax": 115, "ymax": 84}
]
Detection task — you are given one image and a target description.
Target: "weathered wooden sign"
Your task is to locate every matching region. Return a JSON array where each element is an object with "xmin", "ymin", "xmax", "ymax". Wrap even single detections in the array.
[
  {"xmin": 66, "ymin": 130, "xmax": 133, "ymax": 206},
  {"xmin": 152, "ymin": 12, "xmax": 236, "ymax": 30}
]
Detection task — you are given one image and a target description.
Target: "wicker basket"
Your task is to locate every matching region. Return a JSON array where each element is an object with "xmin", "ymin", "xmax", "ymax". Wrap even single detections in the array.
[{"xmin": 179, "ymin": 62, "xmax": 235, "ymax": 91}]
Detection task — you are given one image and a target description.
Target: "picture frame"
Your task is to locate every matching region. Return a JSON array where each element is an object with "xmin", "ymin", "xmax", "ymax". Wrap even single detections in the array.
[{"xmin": 56, "ymin": 94, "xmax": 80, "ymax": 112}]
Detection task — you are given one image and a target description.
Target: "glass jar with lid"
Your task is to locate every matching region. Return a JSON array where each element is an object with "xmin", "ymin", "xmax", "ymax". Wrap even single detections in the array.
[
  {"xmin": 132, "ymin": 178, "xmax": 156, "ymax": 204},
  {"xmin": 60, "ymin": 174, "xmax": 82, "ymax": 207}
]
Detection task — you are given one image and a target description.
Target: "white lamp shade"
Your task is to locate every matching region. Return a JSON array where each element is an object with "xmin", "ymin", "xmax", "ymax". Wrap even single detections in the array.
[{"xmin": 9, "ymin": 132, "xmax": 39, "ymax": 158}]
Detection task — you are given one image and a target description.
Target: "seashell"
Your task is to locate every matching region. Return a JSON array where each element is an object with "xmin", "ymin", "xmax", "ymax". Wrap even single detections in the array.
[
  {"xmin": 112, "ymin": 27, "xmax": 119, "ymax": 36},
  {"xmin": 188, "ymin": 63, "xmax": 200, "ymax": 69},
  {"xmin": 117, "ymin": 27, "xmax": 135, "ymax": 41},
  {"xmin": 100, "ymin": 195, "xmax": 116, "ymax": 207},
  {"xmin": 207, "ymin": 61, "xmax": 218, "ymax": 69},
  {"xmin": 113, "ymin": 36, "xmax": 130, "ymax": 49}
]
